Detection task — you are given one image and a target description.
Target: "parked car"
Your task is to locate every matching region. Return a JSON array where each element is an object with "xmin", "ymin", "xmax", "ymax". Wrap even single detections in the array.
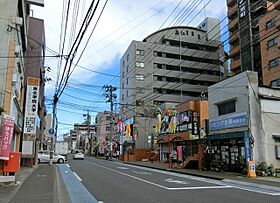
[
  {"xmin": 73, "ymin": 152, "xmax": 84, "ymax": 160},
  {"xmin": 38, "ymin": 151, "xmax": 65, "ymax": 164}
]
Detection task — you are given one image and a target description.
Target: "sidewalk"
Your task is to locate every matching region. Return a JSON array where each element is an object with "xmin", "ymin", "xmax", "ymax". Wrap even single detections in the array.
[
  {"xmin": 122, "ymin": 160, "xmax": 280, "ymax": 188},
  {"xmin": 0, "ymin": 164, "xmax": 69, "ymax": 203}
]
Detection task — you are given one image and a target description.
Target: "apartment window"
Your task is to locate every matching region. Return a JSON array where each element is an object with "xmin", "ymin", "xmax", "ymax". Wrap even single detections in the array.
[
  {"xmin": 198, "ymin": 34, "xmax": 200, "ymax": 40},
  {"xmin": 269, "ymin": 58, "xmax": 280, "ymax": 68},
  {"xmin": 267, "ymin": 37, "xmax": 278, "ymax": 48},
  {"xmin": 271, "ymin": 78, "xmax": 280, "ymax": 87},
  {"xmin": 126, "ymin": 90, "xmax": 128, "ymax": 97},
  {"xmin": 191, "ymin": 31, "xmax": 194, "ymax": 36},
  {"xmin": 136, "ymin": 49, "xmax": 144, "ymax": 55},
  {"xmin": 136, "ymin": 62, "xmax": 144, "ymax": 68},
  {"xmin": 127, "ymin": 66, "xmax": 129, "ymax": 73},
  {"xmin": 122, "ymin": 94, "xmax": 124, "ymax": 100},
  {"xmin": 106, "ymin": 116, "xmax": 111, "ymax": 121},
  {"xmin": 122, "ymin": 72, "xmax": 124, "ymax": 78},
  {"xmin": 266, "ymin": 18, "xmax": 276, "ymax": 29},
  {"xmin": 136, "ymin": 74, "xmax": 144, "ymax": 80},
  {"xmin": 122, "ymin": 60, "xmax": 125, "ymax": 67},
  {"xmin": 136, "ymin": 87, "xmax": 145, "ymax": 94},
  {"xmin": 122, "ymin": 83, "xmax": 124, "ymax": 89},
  {"xmin": 217, "ymin": 100, "xmax": 236, "ymax": 116},
  {"xmin": 127, "ymin": 54, "xmax": 129, "ymax": 61},
  {"xmin": 126, "ymin": 78, "xmax": 129, "ymax": 85}
]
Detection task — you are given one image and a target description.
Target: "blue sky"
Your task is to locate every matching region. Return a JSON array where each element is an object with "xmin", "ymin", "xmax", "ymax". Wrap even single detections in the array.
[{"xmin": 32, "ymin": 0, "xmax": 228, "ymax": 137}]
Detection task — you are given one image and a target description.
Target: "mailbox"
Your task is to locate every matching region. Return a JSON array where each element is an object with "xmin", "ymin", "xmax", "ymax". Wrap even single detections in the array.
[{"xmin": 3, "ymin": 152, "xmax": 21, "ymax": 173}]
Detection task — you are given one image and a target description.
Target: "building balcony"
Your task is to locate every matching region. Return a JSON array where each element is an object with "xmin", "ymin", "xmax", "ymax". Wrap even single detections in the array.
[
  {"xmin": 229, "ymin": 45, "xmax": 240, "ymax": 58},
  {"xmin": 251, "ymin": 0, "xmax": 267, "ymax": 13},
  {"xmin": 230, "ymin": 58, "xmax": 241, "ymax": 71},
  {"xmin": 277, "ymin": 19, "xmax": 280, "ymax": 29},
  {"xmin": 227, "ymin": 0, "xmax": 236, "ymax": 7},
  {"xmin": 229, "ymin": 32, "xmax": 239, "ymax": 45},
  {"xmin": 228, "ymin": 3, "xmax": 238, "ymax": 17},
  {"xmin": 228, "ymin": 17, "xmax": 238, "ymax": 32}
]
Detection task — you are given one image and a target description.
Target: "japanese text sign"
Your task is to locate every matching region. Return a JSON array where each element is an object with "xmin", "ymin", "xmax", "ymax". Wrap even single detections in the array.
[{"xmin": 0, "ymin": 115, "xmax": 15, "ymax": 160}]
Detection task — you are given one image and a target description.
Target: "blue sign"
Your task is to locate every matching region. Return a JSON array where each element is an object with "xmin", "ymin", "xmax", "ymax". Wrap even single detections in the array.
[
  {"xmin": 244, "ymin": 135, "xmax": 251, "ymax": 163},
  {"xmin": 209, "ymin": 112, "xmax": 248, "ymax": 131},
  {"xmin": 49, "ymin": 128, "xmax": 55, "ymax": 135}
]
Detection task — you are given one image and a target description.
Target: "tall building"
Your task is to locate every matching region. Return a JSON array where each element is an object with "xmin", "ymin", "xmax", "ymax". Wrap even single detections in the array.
[
  {"xmin": 259, "ymin": 0, "xmax": 280, "ymax": 87},
  {"xmin": 0, "ymin": 0, "xmax": 44, "ymax": 183},
  {"xmin": 22, "ymin": 16, "xmax": 46, "ymax": 166},
  {"xmin": 227, "ymin": 0, "xmax": 280, "ymax": 86},
  {"xmin": 120, "ymin": 17, "xmax": 227, "ymax": 160}
]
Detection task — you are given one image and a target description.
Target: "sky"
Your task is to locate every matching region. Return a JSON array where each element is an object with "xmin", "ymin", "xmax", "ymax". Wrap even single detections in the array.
[{"xmin": 31, "ymin": 0, "xmax": 228, "ymax": 138}]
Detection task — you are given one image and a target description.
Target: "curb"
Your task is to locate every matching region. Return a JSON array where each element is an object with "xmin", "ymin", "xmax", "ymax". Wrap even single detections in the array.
[{"xmin": 222, "ymin": 179, "xmax": 280, "ymax": 192}]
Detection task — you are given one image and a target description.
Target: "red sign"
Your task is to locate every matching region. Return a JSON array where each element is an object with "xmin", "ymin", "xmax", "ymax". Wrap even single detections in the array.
[{"xmin": 0, "ymin": 116, "xmax": 15, "ymax": 160}]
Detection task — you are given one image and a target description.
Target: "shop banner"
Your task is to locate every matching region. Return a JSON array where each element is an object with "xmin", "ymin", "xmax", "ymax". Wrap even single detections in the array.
[
  {"xmin": 0, "ymin": 115, "xmax": 15, "ymax": 160},
  {"xmin": 177, "ymin": 146, "xmax": 183, "ymax": 162},
  {"xmin": 23, "ymin": 77, "xmax": 40, "ymax": 134}
]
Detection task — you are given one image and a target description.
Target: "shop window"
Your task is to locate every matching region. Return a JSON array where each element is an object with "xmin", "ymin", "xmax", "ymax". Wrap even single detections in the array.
[
  {"xmin": 217, "ymin": 99, "xmax": 236, "ymax": 116},
  {"xmin": 269, "ymin": 58, "xmax": 280, "ymax": 68}
]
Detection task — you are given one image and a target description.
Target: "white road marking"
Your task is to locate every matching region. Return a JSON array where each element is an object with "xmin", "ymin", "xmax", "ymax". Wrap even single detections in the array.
[
  {"xmin": 86, "ymin": 161, "xmax": 232, "ymax": 191},
  {"xmin": 73, "ymin": 172, "xmax": 82, "ymax": 182},
  {"xmin": 165, "ymin": 178, "xmax": 189, "ymax": 185},
  {"xmin": 117, "ymin": 166, "xmax": 129, "ymax": 170},
  {"xmin": 167, "ymin": 186, "xmax": 233, "ymax": 190},
  {"xmin": 133, "ymin": 171, "xmax": 152, "ymax": 175},
  {"xmin": 66, "ymin": 164, "xmax": 70, "ymax": 168}
]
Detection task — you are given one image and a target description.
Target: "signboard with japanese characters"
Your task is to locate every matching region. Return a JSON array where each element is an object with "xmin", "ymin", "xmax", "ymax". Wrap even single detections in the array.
[
  {"xmin": 0, "ymin": 115, "xmax": 15, "ymax": 160},
  {"xmin": 209, "ymin": 112, "xmax": 248, "ymax": 131},
  {"xmin": 23, "ymin": 77, "xmax": 40, "ymax": 134},
  {"xmin": 191, "ymin": 111, "xmax": 200, "ymax": 140}
]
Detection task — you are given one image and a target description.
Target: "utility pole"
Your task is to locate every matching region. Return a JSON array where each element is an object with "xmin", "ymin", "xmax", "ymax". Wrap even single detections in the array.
[
  {"xmin": 103, "ymin": 85, "xmax": 117, "ymax": 159},
  {"xmin": 50, "ymin": 93, "xmax": 58, "ymax": 165}
]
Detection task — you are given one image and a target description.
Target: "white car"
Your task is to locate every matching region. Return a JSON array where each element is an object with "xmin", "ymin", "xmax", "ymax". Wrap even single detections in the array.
[
  {"xmin": 38, "ymin": 151, "xmax": 65, "ymax": 164},
  {"xmin": 73, "ymin": 152, "xmax": 84, "ymax": 160}
]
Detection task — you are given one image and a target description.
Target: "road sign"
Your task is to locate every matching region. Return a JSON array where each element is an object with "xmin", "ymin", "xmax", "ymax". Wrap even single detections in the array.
[{"xmin": 49, "ymin": 128, "xmax": 55, "ymax": 135}]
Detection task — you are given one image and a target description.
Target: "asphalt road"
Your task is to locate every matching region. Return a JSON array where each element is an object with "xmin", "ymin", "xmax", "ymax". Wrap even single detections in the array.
[{"xmin": 68, "ymin": 157, "xmax": 280, "ymax": 203}]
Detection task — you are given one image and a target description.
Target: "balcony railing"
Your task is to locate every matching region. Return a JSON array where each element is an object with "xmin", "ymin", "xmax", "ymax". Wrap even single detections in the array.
[{"xmin": 251, "ymin": 0, "xmax": 267, "ymax": 13}]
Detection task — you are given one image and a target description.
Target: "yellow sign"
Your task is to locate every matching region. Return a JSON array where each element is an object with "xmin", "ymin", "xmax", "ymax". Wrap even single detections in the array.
[{"xmin": 247, "ymin": 161, "xmax": 256, "ymax": 178}]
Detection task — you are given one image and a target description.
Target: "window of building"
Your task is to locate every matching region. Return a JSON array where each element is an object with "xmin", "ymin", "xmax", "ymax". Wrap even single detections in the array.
[
  {"xmin": 127, "ymin": 54, "xmax": 129, "ymax": 61},
  {"xmin": 106, "ymin": 126, "xmax": 111, "ymax": 131},
  {"xmin": 271, "ymin": 78, "xmax": 280, "ymax": 87},
  {"xmin": 217, "ymin": 99, "xmax": 236, "ymax": 116},
  {"xmin": 126, "ymin": 90, "xmax": 128, "ymax": 97},
  {"xmin": 267, "ymin": 37, "xmax": 278, "ymax": 48},
  {"xmin": 136, "ymin": 62, "xmax": 144, "ymax": 68},
  {"xmin": 191, "ymin": 31, "xmax": 194, "ymax": 36},
  {"xmin": 136, "ymin": 74, "xmax": 144, "ymax": 80},
  {"xmin": 198, "ymin": 34, "xmax": 200, "ymax": 40},
  {"xmin": 123, "ymin": 60, "xmax": 125, "ymax": 67},
  {"xmin": 122, "ymin": 72, "xmax": 124, "ymax": 78},
  {"xmin": 127, "ymin": 65, "xmax": 129, "ymax": 73},
  {"xmin": 122, "ymin": 94, "xmax": 124, "ymax": 100},
  {"xmin": 126, "ymin": 78, "xmax": 128, "ymax": 85},
  {"xmin": 136, "ymin": 87, "xmax": 145, "ymax": 94},
  {"xmin": 269, "ymin": 58, "xmax": 280, "ymax": 68},
  {"xmin": 273, "ymin": 135, "xmax": 280, "ymax": 159},
  {"xmin": 136, "ymin": 49, "xmax": 144, "ymax": 55},
  {"xmin": 122, "ymin": 83, "xmax": 124, "ymax": 89},
  {"xmin": 106, "ymin": 116, "xmax": 111, "ymax": 121},
  {"xmin": 266, "ymin": 18, "xmax": 276, "ymax": 29}
]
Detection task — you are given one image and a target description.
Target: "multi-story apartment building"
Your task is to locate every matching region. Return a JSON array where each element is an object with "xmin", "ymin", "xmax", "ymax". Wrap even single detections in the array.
[
  {"xmin": 259, "ymin": 0, "xmax": 280, "ymax": 86},
  {"xmin": 227, "ymin": 0, "xmax": 280, "ymax": 86},
  {"xmin": 0, "ymin": 0, "xmax": 44, "ymax": 183},
  {"xmin": 120, "ymin": 18, "xmax": 227, "ymax": 159}
]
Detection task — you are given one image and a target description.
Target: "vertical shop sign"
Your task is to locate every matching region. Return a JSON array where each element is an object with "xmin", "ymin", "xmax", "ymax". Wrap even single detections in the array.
[
  {"xmin": 23, "ymin": 77, "xmax": 40, "ymax": 134},
  {"xmin": 244, "ymin": 135, "xmax": 251, "ymax": 163},
  {"xmin": 0, "ymin": 115, "xmax": 15, "ymax": 160},
  {"xmin": 177, "ymin": 146, "xmax": 183, "ymax": 162},
  {"xmin": 192, "ymin": 111, "xmax": 199, "ymax": 136}
]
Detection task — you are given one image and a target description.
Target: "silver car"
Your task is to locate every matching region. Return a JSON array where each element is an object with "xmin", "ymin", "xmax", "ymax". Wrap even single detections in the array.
[{"xmin": 38, "ymin": 151, "xmax": 65, "ymax": 164}]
